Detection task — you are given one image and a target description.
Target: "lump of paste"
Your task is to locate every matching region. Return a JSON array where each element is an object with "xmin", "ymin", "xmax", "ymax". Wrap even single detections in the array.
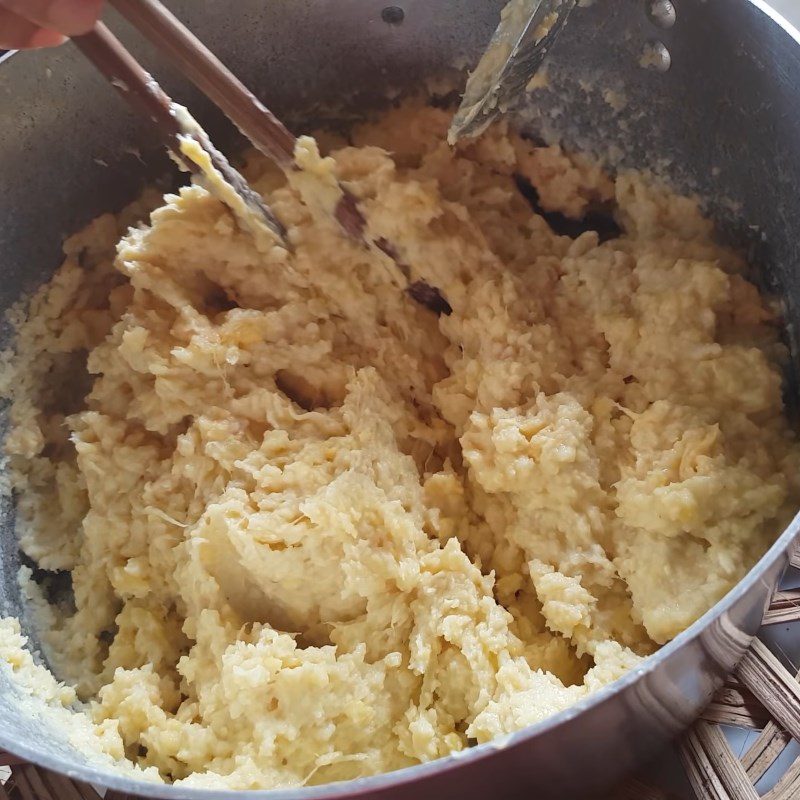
[{"xmin": 1, "ymin": 100, "xmax": 798, "ymax": 789}]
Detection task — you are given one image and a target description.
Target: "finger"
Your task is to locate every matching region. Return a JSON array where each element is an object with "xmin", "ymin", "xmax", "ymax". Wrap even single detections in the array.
[
  {"xmin": 0, "ymin": 0, "xmax": 104, "ymax": 36},
  {"xmin": 0, "ymin": 7, "xmax": 67, "ymax": 48}
]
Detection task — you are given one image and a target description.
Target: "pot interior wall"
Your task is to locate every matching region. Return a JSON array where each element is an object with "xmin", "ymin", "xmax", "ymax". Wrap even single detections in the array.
[{"xmin": 0, "ymin": 0, "xmax": 799, "ymax": 791}]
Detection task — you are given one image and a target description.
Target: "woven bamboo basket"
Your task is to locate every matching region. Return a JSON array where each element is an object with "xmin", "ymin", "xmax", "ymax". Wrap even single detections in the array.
[{"xmin": 2, "ymin": 544, "xmax": 800, "ymax": 800}]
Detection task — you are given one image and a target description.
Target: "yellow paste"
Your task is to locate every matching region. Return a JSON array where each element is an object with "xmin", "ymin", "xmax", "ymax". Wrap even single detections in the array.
[{"xmin": 0, "ymin": 101, "xmax": 797, "ymax": 789}]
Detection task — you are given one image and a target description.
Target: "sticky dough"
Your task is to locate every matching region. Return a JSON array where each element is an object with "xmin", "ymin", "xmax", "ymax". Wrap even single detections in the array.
[{"xmin": 1, "ymin": 100, "xmax": 798, "ymax": 789}]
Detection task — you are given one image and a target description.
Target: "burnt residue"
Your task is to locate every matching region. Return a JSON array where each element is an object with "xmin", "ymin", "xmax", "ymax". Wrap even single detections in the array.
[
  {"xmin": 407, "ymin": 281, "xmax": 453, "ymax": 316},
  {"xmin": 514, "ymin": 174, "xmax": 622, "ymax": 243}
]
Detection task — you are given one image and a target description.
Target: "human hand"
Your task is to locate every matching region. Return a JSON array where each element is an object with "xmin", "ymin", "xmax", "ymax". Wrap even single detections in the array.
[{"xmin": 0, "ymin": 0, "xmax": 103, "ymax": 49}]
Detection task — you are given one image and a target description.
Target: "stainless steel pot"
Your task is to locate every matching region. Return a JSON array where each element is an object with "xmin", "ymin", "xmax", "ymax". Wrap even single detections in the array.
[{"xmin": 1, "ymin": 1, "xmax": 799, "ymax": 798}]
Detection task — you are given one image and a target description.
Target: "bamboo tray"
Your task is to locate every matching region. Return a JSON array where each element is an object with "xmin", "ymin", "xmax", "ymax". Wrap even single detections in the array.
[{"xmin": 2, "ymin": 548, "xmax": 800, "ymax": 800}]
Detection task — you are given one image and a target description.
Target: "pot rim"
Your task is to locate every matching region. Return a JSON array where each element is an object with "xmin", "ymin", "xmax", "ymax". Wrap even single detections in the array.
[
  {"xmin": 2, "ymin": 0, "xmax": 800, "ymax": 796},
  {"xmin": 6, "ymin": 514, "xmax": 799, "ymax": 800}
]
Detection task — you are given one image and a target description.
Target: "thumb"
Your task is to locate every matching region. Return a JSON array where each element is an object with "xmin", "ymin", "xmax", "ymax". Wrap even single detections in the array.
[{"xmin": 0, "ymin": 0, "xmax": 104, "ymax": 36}]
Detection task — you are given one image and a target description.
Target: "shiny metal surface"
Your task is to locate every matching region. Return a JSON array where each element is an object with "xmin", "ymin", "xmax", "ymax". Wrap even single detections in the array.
[
  {"xmin": 448, "ymin": 0, "xmax": 577, "ymax": 142},
  {"xmin": 1, "ymin": 1, "xmax": 799, "ymax": 798}
]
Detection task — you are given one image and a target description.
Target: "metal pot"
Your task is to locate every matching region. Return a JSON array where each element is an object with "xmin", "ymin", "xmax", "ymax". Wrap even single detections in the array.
[{"xmin": 1, "ymin": 1, "xmax": 799, "ymax": 798}]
